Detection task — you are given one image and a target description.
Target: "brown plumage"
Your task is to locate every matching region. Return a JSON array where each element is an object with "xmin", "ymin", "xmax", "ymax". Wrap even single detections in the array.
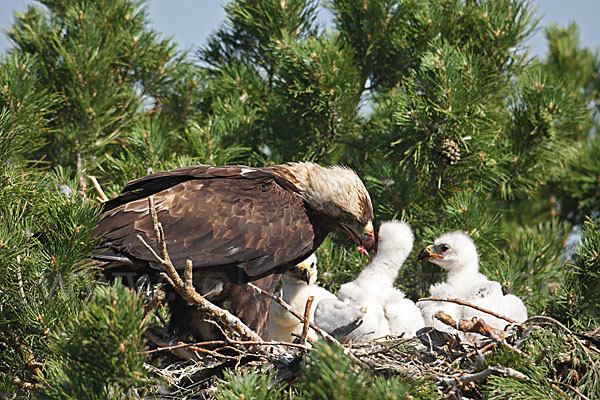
[{"xmin": 92, "ymin": 162, "xmax": 374, "ymax": 339}]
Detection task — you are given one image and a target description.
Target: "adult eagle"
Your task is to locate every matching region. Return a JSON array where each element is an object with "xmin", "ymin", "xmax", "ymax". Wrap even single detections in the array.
[{"xmin": 92, "ymin": 162, "xmax": 374, "ymax": 339}]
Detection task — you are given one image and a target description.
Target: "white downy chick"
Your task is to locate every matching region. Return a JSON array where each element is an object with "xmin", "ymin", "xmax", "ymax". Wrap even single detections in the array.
[
  {"xmin": 267, "ymin": 253, "xmax": 336, "ymax": 342},
  {"xmin": 373, "ymin": 221, "xmax": 424, "ymax": 338},
  {"xmin": 326, "ymin": 221, "xmax": 423, "ymax": 342},
  {"xmin": 416, "ymin": 231, "xmax": 527, "ymax": 340}
]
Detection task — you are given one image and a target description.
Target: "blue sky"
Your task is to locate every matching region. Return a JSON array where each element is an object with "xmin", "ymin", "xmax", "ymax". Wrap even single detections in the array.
[{"xmin": 0, "ymin": 1, "xmax": 599, "ymax": 57}]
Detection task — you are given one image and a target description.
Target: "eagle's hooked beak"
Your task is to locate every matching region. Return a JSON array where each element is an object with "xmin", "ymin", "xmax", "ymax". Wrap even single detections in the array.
[
  {"xmin": 360, "ymin": 221, "xmax": 375, "ymax": 252},
  {"xmin": 354, "ymin": 221, "xmax": 375, "ymax": 255},
  {"xmin": 343, "ymin": 221, "xmax": 375, "ymax": 254},
  {"xmin": 418, "ymin": 245, "xmax": 444, "ymax": 261}
]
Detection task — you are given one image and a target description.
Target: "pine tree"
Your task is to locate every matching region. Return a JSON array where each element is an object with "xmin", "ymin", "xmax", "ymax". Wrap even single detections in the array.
[{"xmin": 1, "ymin": 0, "xmax": 599, "ymax": 398}]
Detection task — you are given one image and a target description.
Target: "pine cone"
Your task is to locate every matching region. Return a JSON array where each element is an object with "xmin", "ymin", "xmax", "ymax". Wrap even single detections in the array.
[{"xmin": 437, "ymin": 137, "xmax": 460, "ymax": 165}]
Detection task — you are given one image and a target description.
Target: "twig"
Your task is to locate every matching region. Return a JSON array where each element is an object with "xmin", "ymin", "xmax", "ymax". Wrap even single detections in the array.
[
  {"xmin": 300, "ymin": 296, "xmax": 314, "ymax": 346},
  {"xmin": 435, "ymin": 312, "xmax": 522, "ymax": 354},
  {"xmin": 247, "ymin": 282, "xmax": 339, "ymax": 345},
  {"xmin": 552, "ymin": 379, "xmax": 592, "ymax": 400},
  {"xmin": 435, "ymin": 312, "xmax": 510, "ymax": 342},
  {"xmin": 88, "ymin": 175, "xmax": 108, "ymax": 202},
  {"xmin": 419, "ymin": 297, "xmax": 517, "ymax": 324},
  {"xmin": 439, "ymin": 364, "xmax": 529, "ymax": 386},
  {"xmin": 145, "ymin": 339, "xmax": 310, "ymax": 354},
  {"xmin": 458, "ymin": 341, "xmax": 497, "ymax": 364},
  {"xmin": 142, "ymin": 328, "xmax": 198, "ymax": 361},
  {"xmin": 527, "ymin": 315, "xmax": 600, "ymax": 358},
  {"xmin": 247, "ymin": 282, "xmax": 371, "ymax": 370},
  {"xmin": 138, "ymin": 196, "xmax": 262, "ymax": 342}
]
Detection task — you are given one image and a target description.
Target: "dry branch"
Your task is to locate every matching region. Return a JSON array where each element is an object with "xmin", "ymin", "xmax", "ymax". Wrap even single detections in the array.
[
  {"xmin": 89, "ymin": 175, "xmax": 109, "ymax": 202},
  {"xmin": 145, "ymin": 339, "xmax": 310, "ymax": 354},
  {"xmin": 247, "ymin": 282, "xmax": 372, "ymax": 370},
  {"xmin": 143, "ymin": 328, "xmax": 199, "ymax": 361},
  {"xmin": 439, "ymin": 364, "xmax": 529, "ymax": 386},
  {"xmin": 435, "ymin": 312, "xmax": 510, "ymax": 341},
  {"xmin": 300, "ymin": 296, "xmax": 314, "ymax": 346},
  {"xmin": 138, "ymin": 196, "xmax": 262, "ymax": 342},
  {"xmin": 247, "ymin": 282, "xmax": 339, "ymax": 345},
  {"xmin": 420, "ymin": 297, "xmax": 517, "ymax": 324}
]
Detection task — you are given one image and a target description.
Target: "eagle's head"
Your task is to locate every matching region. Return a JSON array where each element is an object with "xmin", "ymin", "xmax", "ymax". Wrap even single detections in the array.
[
  {"xmin": 282, "ymin": 162, "xmax": 375, "ymax": 251},
  {"xmin": 417, "ymin": 231, "xmax": 479, "ymax": 272}
]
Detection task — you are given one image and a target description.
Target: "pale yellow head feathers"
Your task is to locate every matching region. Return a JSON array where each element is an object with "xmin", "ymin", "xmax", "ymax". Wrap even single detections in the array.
[{"xmin": 281, "ymin": 162, "xmax": 373, "ymax": 225}]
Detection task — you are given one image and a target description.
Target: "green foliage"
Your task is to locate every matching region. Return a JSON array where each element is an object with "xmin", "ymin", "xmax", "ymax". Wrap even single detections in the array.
[
  {"xmin": 40, "ymin": 281, "xmax": 152, "ymax": 399},
  {"xmin": 7, "ymin": 0, "xmax": 198, "ymax": 182},
  {"xmin": 215, "ymin": 368, "xmax": 285, "ymax": 400},
  {"xmin": 496, "ymin": 219, "xmax": 570, "ymax": 314},
  {"xmin": 298, "ymin": 341, "xmax": 366, "ymax": 399},
  {"xmin": 296, "ymin": 341, "xmax": 436, "ymax": 399},
  {"xmin": 484, "ymin": 325, "xmax": 600, "ymax": 399},
  {"xmin": 0, "ymin": 165, "xmax": 102, "ymax": 396},
  {"xmin": 0, "ymin": 53, "xmax": 59, "ymax": 161},
  {"xmin": 548, "ymin": 218, "xmax": 600, "ymax": 329},
  {"xmin": 332, "ymin": 0, "xmax": 537, "ymax": 92},
  {"xmin": 267, "ymin": 33, "xmax": 362, "ymax": 161}
]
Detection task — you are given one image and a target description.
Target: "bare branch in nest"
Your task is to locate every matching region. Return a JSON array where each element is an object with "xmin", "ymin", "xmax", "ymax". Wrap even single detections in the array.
[
  {"xmin": 435, "ymin": 312, "xmax": 523, "ymax": 355},
  {"xmin": 146, "ymin": 339, "xmax": 310, "ymax": 355},
  {"xmin": 247, "ymin": 282, "xmax": 338, "ymax": 345},
  {"xmin": 143, "ymin": 327, "xmax": 198, "ymax": 361},
  {"xmin": 138, "ymin": 196, "xmax": 262, "ymax": 343},
  {"xmin": 247, "ymin": 282, "xmax": 372, "ymax": 370},
  {"xmin": 300, "ymin": 296, "xmax": 314, "ymax": 346},
  {"xmin": 439, "ymin": 364, "xmax": 529, "ymax": 386},
  {"xmin": 435, "ymin": 311, "xmax": 510, "ymax": 342},
  {"xmin": 89, "ymin": 175, "xmax": 109, "ymax": 202},
  {"xmin": 420, "ymin": 297, "xmax": 517, "ymax": 324}
]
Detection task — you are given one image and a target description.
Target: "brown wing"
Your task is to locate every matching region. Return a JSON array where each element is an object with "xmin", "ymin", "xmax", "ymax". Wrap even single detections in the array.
[{"xmin": 93, "ymin": 167, "xmax": 316, "ymax": 277}]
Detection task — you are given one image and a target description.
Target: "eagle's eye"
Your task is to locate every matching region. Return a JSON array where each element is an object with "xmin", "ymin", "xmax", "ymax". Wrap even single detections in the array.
[{"xmin": 440, "ymin": 244, "xmax": 449, "ymax": 252}]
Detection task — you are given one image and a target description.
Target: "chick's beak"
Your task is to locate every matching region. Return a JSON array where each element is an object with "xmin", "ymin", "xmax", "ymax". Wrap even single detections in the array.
[
  {"xmin": 299, "ymin": 264, "xmax": 311, "ymax": 284},
  {"xmin": 418, "ymin": 245, "xmax": 444, "ymax": 261}
]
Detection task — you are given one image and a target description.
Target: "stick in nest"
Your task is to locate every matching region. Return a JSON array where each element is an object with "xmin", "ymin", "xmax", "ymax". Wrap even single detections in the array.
[
  {"xmin": 247, "ymin": 283, "xmax": 339, "ymax": 345},
  {"xmin": 435, "ymin": 311, "xmax": 510, "ymax": 342},
  {"xmin": 300, "ymin": 296, "xmax": 314, "ymax": 346},
  {"xmin": 89, "ymin": 175, "xmax": 109, "ymax": 202},
  {"xmin": 420, "ymin": 297, "xmax": 517, "ymax": 324},
  {"xmin": 435, "ymin": 312, "xmax": 522, "ymax": 354},
  {"xmin": 247, "ymin": 282, "xmax": 372, "ymax": 370},
  {"xmin": 137, "ymin": 196, "xmax": 262, "ymax": 343},
  {"xmin": 439, "ymin": 364, "xmax": 529, "ymax": 386}
]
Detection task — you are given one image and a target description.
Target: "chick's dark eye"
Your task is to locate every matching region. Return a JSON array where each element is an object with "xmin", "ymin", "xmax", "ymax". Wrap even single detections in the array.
[{"xmin": 440, "ymin": 244, "xmax": 449, "ymax": 252}]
